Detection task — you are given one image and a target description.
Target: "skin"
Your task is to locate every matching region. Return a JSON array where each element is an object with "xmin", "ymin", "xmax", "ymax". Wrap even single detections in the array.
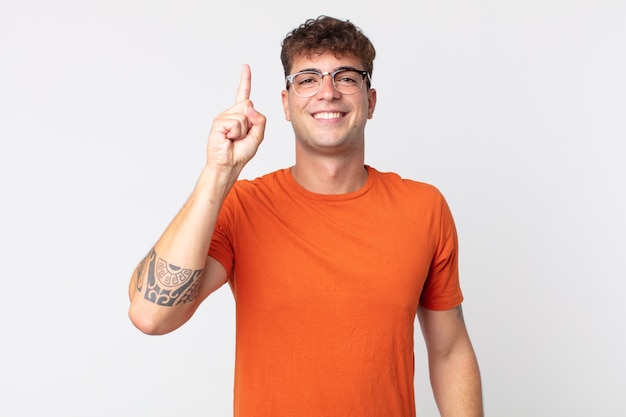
[
  {"xmin": 127, "ymin": 64, "xmax": 261, "ymax": 334},
  {"xmin": 281, "ymin": 53, "xmax": 376, "ymax": 194},
  {"xmin": 128, "ymin": 54, "xmax": 483, "ymax": 416},
  {"xmin": 418, "ymin": 305, "xmax": 484, "ymax": 417}
]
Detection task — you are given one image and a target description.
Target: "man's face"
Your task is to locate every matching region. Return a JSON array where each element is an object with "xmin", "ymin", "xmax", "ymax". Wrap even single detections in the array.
[{"xmin": 281, "ymin": 52, "xmax": 376, "ymax": 156}]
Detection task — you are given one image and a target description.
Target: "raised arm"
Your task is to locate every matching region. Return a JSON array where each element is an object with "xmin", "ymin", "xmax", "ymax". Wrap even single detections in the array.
[
  {"xmin": 128, "ymin": 64, "xmax": 266, "ymax": 335},
  {"xmin": 417, "ymin": 305, "xmax": 484, "ymax": 417}
]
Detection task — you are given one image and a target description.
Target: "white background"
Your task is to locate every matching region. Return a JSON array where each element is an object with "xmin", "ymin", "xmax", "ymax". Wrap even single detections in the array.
[{"xmin": 1, "ymin": 1, "xmax": 624, "ymax": 416}]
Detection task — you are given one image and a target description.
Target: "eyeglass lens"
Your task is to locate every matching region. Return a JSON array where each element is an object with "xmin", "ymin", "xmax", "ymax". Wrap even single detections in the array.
[{"xmin": 292, "ymin": 70, "xmax": 365, "ymax": 97}]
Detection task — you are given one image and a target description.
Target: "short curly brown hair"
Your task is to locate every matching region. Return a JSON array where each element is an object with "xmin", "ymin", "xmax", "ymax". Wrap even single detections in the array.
[{"xmin": 280, "ymin": 16, "xmax": 376, "ymax": 82}]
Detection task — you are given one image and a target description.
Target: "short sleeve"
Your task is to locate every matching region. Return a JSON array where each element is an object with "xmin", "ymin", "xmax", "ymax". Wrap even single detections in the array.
[
  {"xmin": 419, "ymin": 193, "xmax": 464, "ymax": 310},
  {"xmin": 208, "ymin": 193, "xmax": 236, "ymax": 279}
]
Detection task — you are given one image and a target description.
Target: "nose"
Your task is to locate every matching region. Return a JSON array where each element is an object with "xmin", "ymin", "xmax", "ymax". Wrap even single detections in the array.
[{"xmin": 317, "ymin": 73, "xmax": 340, "ymax": 99}]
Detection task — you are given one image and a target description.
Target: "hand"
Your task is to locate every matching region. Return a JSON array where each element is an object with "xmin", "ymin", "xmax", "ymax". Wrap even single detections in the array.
[{"xmin": 206, "ymin": 64, "xmax": 266, "ymax": 173}]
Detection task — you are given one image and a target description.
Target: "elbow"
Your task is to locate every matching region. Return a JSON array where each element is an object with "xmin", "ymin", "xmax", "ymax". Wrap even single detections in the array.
[{"xmin": 128, "ymin": 303, "xmax": 177, "ymax": 336}]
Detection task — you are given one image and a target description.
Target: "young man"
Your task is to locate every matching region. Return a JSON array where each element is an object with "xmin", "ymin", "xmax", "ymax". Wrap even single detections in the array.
[{"xmin": 129, "ymin": 15, "xmax": 483, "ymax": 417}]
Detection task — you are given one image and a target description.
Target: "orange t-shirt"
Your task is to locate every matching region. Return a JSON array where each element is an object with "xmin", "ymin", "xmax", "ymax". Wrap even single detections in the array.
[{"xmin": 209, "ymin": 166, "xmax": 463, "ymax": 417}]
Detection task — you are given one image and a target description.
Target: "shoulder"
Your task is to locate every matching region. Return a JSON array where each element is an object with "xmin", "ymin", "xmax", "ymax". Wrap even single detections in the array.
[
  {"xmin": 370, "ymin": 166, "xmax": 446, "ymax": 202},
  {"xmin": 230, "ymin": 169, "xmax": 287, "ymax": 196},
  {"xmin": 221, "ymin": 169, "xmax": 291, "ymax": 213}
]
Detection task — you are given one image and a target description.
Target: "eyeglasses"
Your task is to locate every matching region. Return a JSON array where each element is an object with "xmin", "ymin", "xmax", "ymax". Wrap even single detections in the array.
[{"xmin": 285, "ymin": 68, "xmax": 370, "ymax": 97}]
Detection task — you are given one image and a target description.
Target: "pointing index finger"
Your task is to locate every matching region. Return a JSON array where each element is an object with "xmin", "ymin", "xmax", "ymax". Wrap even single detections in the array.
[{"xmin": 235, "ymin": 64, "xmax": 252, "ymax": 103}]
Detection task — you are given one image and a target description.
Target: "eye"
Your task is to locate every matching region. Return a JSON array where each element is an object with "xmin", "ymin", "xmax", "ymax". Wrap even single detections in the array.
[
  {"xmin": 334, "ymin": 70, "xmax": 360, "ymax": 85},
  {"xmin": 295, "ymin": 72, "xmax": 320, "ymax": 87}
]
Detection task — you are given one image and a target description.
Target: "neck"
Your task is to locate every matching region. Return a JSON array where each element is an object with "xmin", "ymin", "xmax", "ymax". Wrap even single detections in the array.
[{"xmin": 290, "ymin": 156, "xmax": 368, "ymax": 195}]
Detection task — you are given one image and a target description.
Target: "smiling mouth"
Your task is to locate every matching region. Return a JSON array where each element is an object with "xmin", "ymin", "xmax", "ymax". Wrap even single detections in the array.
[{"xmin": 313, "ymin": 112, "xmax": 344, "ymax": 120}]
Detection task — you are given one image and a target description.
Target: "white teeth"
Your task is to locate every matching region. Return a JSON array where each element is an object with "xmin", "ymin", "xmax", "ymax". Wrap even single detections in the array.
[{"xmin": 313, "ymin": 112, "xmax": 342, "ymax": 119}]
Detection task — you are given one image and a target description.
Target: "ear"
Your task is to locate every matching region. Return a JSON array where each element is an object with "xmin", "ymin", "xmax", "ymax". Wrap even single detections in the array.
[
  {"xmin": 367, "ymin": 88, "xmax": 377, "ymax": 119},
  {"xmin": 281, "ymin": 90, "xmax": 291, "ymax": 121}
]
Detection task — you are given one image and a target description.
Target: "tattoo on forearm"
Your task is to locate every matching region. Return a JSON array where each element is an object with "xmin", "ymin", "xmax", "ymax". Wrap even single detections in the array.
[
  {"xmin": 456, "ymin": 305, "xmax": 465, "ymax": 322},
  {"xmin": 138, "ymin": 248, "xmax": 203, "ymax": 307}
]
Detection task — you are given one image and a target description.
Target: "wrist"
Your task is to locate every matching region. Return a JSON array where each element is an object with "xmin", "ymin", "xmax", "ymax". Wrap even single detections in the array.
[{"xmin": 194, "ymin": 163, "xmax": 240, "ymax": 203}]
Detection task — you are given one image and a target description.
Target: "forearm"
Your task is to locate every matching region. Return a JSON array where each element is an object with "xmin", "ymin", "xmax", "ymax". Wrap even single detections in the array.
[
  {"xmin": 128, "ymin": 165, "xmax": 235, "ymax": 334},
  {"xmin": 153, "ymin": 165, "xmax": 235, "ymax": 267},
  {"xmin": 429, "ymin": 345, "xmax": 483, "ymax": 417}
]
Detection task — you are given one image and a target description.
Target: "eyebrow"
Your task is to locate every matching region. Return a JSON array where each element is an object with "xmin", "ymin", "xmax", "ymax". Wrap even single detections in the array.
[{"xmin": 296, "ymin": 66, "xmax": 361, "ymax": 73}]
